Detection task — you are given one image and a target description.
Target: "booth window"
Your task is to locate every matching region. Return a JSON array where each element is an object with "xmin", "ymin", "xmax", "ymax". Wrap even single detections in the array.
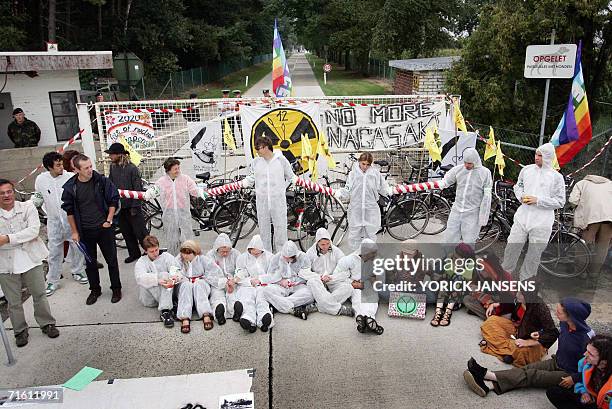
[{"xmin": 49, "ymin": 91, "xmax": 79, "ymax": 141}]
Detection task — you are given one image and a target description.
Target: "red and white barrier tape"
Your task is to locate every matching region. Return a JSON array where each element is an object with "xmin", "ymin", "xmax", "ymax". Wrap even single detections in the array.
[
  {"xmin": 567, "ymin": 134, "xmax": 612, "ymax": 177},
  {"xmin": 16, "ymin": 129, "xmax": 84, "ymax": 185},
  {"xmin": 207, "ymin": 181, "xmax": 244, "ymax": 196},
  {"xmin": 393, "ymin": 180, "xmax": 442, "ymax": 195},
  {"xmin": 104, "ymin": 108, "xmax": 194, "ymax": 114},
  {"xmin": 118, "ymin": 189, "xmax": 146, "ymax": 200},
  {"xmin": 295, "ymin": 176, "xmax": 335, "ymax": 196}
]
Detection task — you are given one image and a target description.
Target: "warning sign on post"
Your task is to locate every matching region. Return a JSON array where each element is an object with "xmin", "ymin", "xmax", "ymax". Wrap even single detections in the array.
[
  {"xmin": 524, "ymin": 44, "xmax": 576, "ymax": 79},
  {"xmin": 323, "ymin": 63, "xmax": 332, "ymax": 73}
]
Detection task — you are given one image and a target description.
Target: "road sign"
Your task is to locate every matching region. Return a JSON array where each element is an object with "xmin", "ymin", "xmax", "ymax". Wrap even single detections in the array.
[{"xmin": 323, "ymin": 63, "xmax": 332, "ymax": 73}]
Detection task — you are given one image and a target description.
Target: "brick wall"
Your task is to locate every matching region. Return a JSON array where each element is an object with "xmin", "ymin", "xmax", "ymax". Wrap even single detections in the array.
[
  {"xmin": 393, "ymin": 69, "xmax": 447, "ymax": 95},
  {"xmin": 393, "ymin": 70, "xmax": 414, "ymax": 95}
]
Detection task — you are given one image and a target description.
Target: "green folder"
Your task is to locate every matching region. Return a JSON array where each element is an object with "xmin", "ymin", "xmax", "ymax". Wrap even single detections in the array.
[{"xmin": 63, "ymin": 367, "xmax": 103, "ymax": 391}]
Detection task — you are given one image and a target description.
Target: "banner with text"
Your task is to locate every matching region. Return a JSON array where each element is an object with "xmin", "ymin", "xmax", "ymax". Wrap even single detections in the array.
[{"xmin": 104, "ymin": 112, "xmax": 156, "ymax": 149}]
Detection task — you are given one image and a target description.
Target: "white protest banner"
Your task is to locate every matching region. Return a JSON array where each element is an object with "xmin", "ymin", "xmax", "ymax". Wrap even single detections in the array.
[
  {"xmin": 241, "ymin": 103, "xmax": 322, "ymax": 175},
  {"xmin": 104, "ymin": 111, "xmax": 156, "ymax": 149},
  {"xmin": 322, "ymin": 100, "xmax": 446, "ymax": 151},
  {"xmin": 188, "ymin": 120, "xmax": 222, "ymax": 176},
  {"xmin": 429, "ymin": 128, "xmax": 477, "ymax": 178}
]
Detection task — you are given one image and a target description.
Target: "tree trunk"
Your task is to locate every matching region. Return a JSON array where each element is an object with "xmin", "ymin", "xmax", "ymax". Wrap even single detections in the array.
[
  {"xmin": 48, "ymin": 0, "xmax": 56, "ymax": 42},
  {"xmin": 123, "ymin": 0, "xmax": 133, "ymax": 37},
  {"xmin": 98, "ymin": 3, "xmax": 103, "ymax": 39},
  {"xmin": 65, "ymin": 0, "xmax": 71, "ymax": 42}
]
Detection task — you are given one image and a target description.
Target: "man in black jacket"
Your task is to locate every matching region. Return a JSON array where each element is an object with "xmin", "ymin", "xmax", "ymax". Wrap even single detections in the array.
[
  {"xmin": 106, "ymin": 143, "xmax": 147, "ymax": 264},
  {"xmin": 61, "ymin": 154, "xmax": 122, "ymax": 305}
]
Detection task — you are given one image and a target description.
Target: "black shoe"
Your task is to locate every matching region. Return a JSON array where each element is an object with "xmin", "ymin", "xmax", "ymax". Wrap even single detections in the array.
[
  {"xmin": 86, "ymin": 290, "xmax": 102, "ymax": 305},
  {"xmin": 240, "ymin": 318, "xmax": 256, "ymax": 333},
  {"xmin": 97, "ymin": 261, "xmax": 104, "ymax": 269},
  {"xmin": 41, "ymin": 324, "xmax": 60, "ymax": 338},
  {"xmin": 160, "ymin": 310, "xmax": 174, "ymax": 328},
  {"xmin": 124, "ymin": 256, "xmax": 138, "ymax": 264},
  {"xmin": 232, "ymin": 301, "xmax": 243, "ymax": 322},
  {"xmin": 215, "ymin": 304, "xmax": 226, "ymax": 325},
  {"xmin": 502, "ymin": 355, "xmax": 514, "ymax": 364},
  {"xmin": 292, "ymin": 306, "xmax": 308, "ymax": 320},
  {"xmin": 260, "ymin": 313, "xmax": 272, "ymax": 332},
  {"xmin": 15, "ymin": 329, "xmax": 28, "ymax": 347},
  {"xmin": 111, "ymin": 289, "xmax": 122, "ymax": 303},
  {"xmin": 465, "ymin": 357, "xmax": 489, "ymax": 397}
]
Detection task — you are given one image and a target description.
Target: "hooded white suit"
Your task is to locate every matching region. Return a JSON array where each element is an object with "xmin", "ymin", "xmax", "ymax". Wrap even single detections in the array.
[
  {"xmin": 440, "ymin": 148, "xmax": 492, "ymax": 246},
  {"xmin": 303, "ymin": 228, "xmax": 351, "ymax": 315},
  {"xmin": 206, "ymin": 233, "xmax": 241, "ymax": 317},
  {"xmin": 346, "ymin": 239, "xmax": 380, "ymax": 318},
  {"xmin": 234, "ymin": 235, "xmax": 276, "ymax": 328},
  {"xmin": 502, "ymin": 143, "xmax": 566, "ymax": 279},
  {"xmin": 176, "ymin": 253, "xmax": 224, "ymax": 320}
]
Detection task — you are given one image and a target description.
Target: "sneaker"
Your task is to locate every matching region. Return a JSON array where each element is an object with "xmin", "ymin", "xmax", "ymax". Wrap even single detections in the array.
[
  {"xmin": 303, "ymin": 303, "xmax": 318, "ymax": 314},
  {"xmin": 45, "ymin": 282, "xmax": 58, "ymax": 296},
  {"xmin": 292, "ymin": 306, "xmax": 308, "ymax": 320},
  {"xmin": 232, "ymin": 301, "xmax": 243, "ymax": 322},
  {"xmin": 338, "ymin": 305, "xmax": 355, "ymax": 317},
  {"xmin": 72, "ymin": 273, "xmax": 89, "ymax": 284},
  {"xmin": 260, "ymin": 313, "xmax": 272, "ymax": 332},
  {"xmin": 124, "ymin": 256, "xmax": 138, "ymax": 264},
  {"xmin": 41, "ymin": 324, "xmax": 60, "ymax": 338},
  {"xmin": 111, "ymin": 289, "xmax": 122, "ymax": 303},
  {"xmin": 15, "ymin": 329, "xmax": 28, "ymax": 347},
  {"xmin": 160, "ymin": 310, "xmax": 174, "ymax": 328},
  {"xmin": 96, "ymin": 261, "xmax": 104, "ymax": 269},
  {"xmin": 215, "ymin": 304, "xmax": 226, "ymax": 325},
  {"xmin": 86, "ymin": 290, "xmax": 101, "ymax": 305},
  {"xmin": 240, "ymin": 318, "xmax": 256, "ymax": 333},
  {"xmin": 465, "ymin": 357, "xmax": 490, "ymax": 397}
]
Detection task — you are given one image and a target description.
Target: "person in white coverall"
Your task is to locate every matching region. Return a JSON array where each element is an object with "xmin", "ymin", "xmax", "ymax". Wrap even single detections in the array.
[
  {"xmin": 340, "ymin": 239, "xmax": 384, "ymax": 335},
  {"xmin": 206, "ymin": 233, "xmax": 241, "ymax": 320},
  {"xmin": 261, "ymin": 241, "xmax": 315, "ymax": 320},
  {"xmin": 152, "ymin": 158, "xmax": 202, "ymax": 256},
  {"xmin": 502, "ymin": 143, "xmax": 566, "ymax": 280},
  {"xmin": 33, "ymin": 151, "xmax": 87, "ymax": 296},
  {"xmin": 133, "ymin": 235, "xmax": 181, "ymax": 328},
  {"xmin": 242, "ymin": 136, "xmax": 296, "ymax": 253},
  {"xmin": 335, "ymin": 152, "xmax": 392, "ymax": 250},
  {"xmin": 233, "ymin": 235, "xmax": 276, "ymax": 332},
  {"xmin": 439, "ymin": 147, "xmax": 492, "ymax": 246},
  {"xmin": 175, "ymin": 240, "xmax": 224, "ymax": 333},
  {"xmin": 302, "ymin": 228, "xmax": 353, "ymax": 316}
]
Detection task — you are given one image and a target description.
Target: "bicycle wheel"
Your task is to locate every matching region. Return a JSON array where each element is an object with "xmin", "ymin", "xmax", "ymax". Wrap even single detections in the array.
[
  {"xmin": 330, "ymin": 212, "xmax": 348, "ymax": 247},
  {"xmin": 475, "ymin": 219, "xmax": 502, "ymax": 254},
  {"xmin": 540, "ymin": 231, "xmax": 590, "ymax": 278},
  {"xmin": 144, "ymin": 211, "xmax": 163, "ymax": 237},
  {"xmin": 213, "ymin": 198, "xmax": 257, "ymax": 240},
  {"xmin": 385, "ymin": 198, "xmax": 429, "ymax": 240},
  {"xmin": 142, "ymin": 200, "xmax": 163, "ymax": 230},
  {"xmin": 421, "ymin": 193, "xmax": 451, "ymax": 235}
]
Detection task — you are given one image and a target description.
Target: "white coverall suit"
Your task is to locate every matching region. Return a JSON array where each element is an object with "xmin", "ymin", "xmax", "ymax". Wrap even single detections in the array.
[
  {"xmin": 234, "ymin": 235, "xmax": 276, "ymax": 328},
  {"xmin": 348, "ymin": 239, "xmax": 380, "ymax": 318},
  {"xmin": 502, "ymin": 143, "xmax": 566, "ymax": 280},
  {"xmin": 440, "ymin": 148, "xmax": 492, "ymax": 246},
  {"xmin": 134, "ymin": 251, "xmax": 179, "ymax": 311},
  {"xmin": 156, "ymin": 174, "xmax": 200, "ymax": 256},
  {"xmin": 261, "ymin": 241, "xmax": 315, "ymax": 313},
  {"xmin": 243, "ymin": 151, "xmax": 296, "ymax": 252},
  {"xmin": 34, "ymin": 171, "xmax": 85, "ymax": 285},
  {"xmin": 176, "ymin": 254, "xmax": 225, "ymax": 320},
  {"xmin": 338, "ymin": 163, "xmax": 391, "ymax": 250},
  {"xmin": 206, "ymin": 233, "xmax": 241, "ymax": 318},
  {"xmin": 302, "ymin": 228, "xmax": 351, "ymax": 315}
]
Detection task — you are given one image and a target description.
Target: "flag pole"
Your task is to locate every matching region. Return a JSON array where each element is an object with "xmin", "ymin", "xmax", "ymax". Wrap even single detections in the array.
[{"xmin": 538, "ymin": 29, "xmax": 555, "ymax": 146}]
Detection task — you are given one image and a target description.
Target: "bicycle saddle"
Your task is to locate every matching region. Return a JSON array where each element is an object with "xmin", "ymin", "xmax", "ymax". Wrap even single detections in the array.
[
  {"xmin": 497, "ymin": 181, "xmax": 514, "ymax": 189},
  {"xmin": 440, "ymin": 164, "xmax": 454, "ymax": 172},
  {"xmin": 374, "ymin": 160, "xmax": 389, "ymax": 167},
  {"xmin": 195, "ymin": 172, "xmax": 211, "ymax": 181}
]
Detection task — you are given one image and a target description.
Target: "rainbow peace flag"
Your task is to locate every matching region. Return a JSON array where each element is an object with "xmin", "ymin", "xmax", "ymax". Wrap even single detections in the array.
[
  {"xmin": 550, "ymin": 41, "xmax": 592, "ymax": 166},
  {"xmin": 272, "ymin": 19, "xmax": 292, "ymax": 97}
]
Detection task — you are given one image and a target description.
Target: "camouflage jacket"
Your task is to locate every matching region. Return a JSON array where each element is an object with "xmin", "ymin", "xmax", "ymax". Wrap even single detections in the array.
[{"xmin": 8, "ymin": 119, "xmax": 41, "ymax": 148}]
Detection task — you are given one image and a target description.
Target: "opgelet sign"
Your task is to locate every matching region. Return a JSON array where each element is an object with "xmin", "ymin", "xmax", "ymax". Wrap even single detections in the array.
[{"xmin": 524, "ymin": 44, "xmax": 576, "ymax": 79}]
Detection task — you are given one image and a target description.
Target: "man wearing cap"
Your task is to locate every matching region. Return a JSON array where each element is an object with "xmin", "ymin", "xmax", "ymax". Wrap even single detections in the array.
[
  {"xmin": 8, "ymin": 108, "xmax": 41, "ymax": 148},
  {"xmin": 107, "ymin": 142, "xmax": 147, "ymax": 264},
  {"xmin": 262, "ymin": 89, "xmax": 271, "ymax": 98}
]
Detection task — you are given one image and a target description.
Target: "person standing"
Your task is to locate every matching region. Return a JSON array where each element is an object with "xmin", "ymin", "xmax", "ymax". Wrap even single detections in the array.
[
  {"xmin": 33, "ymin": 152, "xmax": 88, "ymax": 296},
  {"xmin": 439, "ymin": 148, "xmax": 492, "ymax": 246},
  {"xmin": 7, "ymin": 108, "xmax": 41, "ymax": 148},
  {"xmin": 568, "ymin": 175, "xmax": 612, "ymax": 287},
  {"xmin": 242, "ymin": 136, "xmax": 296, "ymax": 252},
  {"xmin": 0, "ymin": 179, "xmax": 59, "ymax": 347},
  {"xmin": 502, "ymin": 143, "xmax": 566, "ymax": 280},
  {"xmin": 107, "ymin": 143, "xmax": 147, "ymax": 263},
  {"xmin": 61, "ymin": 154, "xmax": 122, "ymax": 305}
]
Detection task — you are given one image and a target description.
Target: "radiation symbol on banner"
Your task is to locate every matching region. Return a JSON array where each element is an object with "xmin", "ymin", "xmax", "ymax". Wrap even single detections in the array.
[
  {"xmin": 395, "ymin": 295, "xmax": 417, "ymax": 315},
  {"xmin": 250, "ymin": 108, "xmax": 319, "ymax": 175}
]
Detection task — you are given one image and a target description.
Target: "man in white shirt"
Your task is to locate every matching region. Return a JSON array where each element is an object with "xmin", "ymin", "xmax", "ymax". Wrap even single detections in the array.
[
  {"xmin": 0, "ymin": 179, "xmax": 59, "ymax": 347},
  {"xmin": 33, "ymin": 151, "xmax": 88, "ymax": 296}
]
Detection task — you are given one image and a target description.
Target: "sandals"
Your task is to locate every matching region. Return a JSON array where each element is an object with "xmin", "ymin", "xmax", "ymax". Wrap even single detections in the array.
[
  {"xmin": 430, "ymin": 307, "xmax": 443, "ymax": 327},
  {"xmin": 479, "ymin": 339, "xmax": 487, "ymax": 348},
  {"xmin": 203, "ymin": 314, "xmax": 214, "ymax": 331},
  {"xmin": 439, "ymin": 307, "xmax": 453, "ymax": 327},
  {"xmin": 181, "ymin": 320, "xmax": 191, "ymax": 334},
  {"xmin": 356, "ymin": 315, "xmax": 366, "ymax": 333},
  {"xmin": 364, "ymin": 316, "xmax": 384, "ymax": 335}
]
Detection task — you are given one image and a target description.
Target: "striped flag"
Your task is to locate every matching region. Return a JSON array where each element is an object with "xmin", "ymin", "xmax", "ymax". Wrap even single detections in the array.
[
  {"xmin": 272, "ymin": 19, "xmax": 292, "ymax": 97},
  {"xmin": 550, "ymin": 41, "xmax": 592, "ymax": 166}
]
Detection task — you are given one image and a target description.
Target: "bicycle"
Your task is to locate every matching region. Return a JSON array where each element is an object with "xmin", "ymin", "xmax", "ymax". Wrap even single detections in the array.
[{"xmin": 475, "ymin": 180, "xmax": 518, "ymax": 253}]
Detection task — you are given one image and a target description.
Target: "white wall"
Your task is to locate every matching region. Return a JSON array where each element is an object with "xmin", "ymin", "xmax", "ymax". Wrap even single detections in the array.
[{"xmin": 1, "ymin": 70, "xmax": 81, "ymax": 147}]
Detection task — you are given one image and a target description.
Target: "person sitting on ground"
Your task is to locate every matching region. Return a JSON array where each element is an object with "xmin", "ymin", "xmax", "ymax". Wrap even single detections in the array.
[
  {"xmin": 261, "ymin": 241, "xmax": 315, "ymax": 320},
  {"xmin": 463, "ymin": 252, "xmax": 514, "ymax": 320},
  {"xmin": 134, "ymin": 235, "xmax": 181, "ymax": 328},
  {"xmin": 175, "ymin": 240, "xmax": 224, "ymax": 333},
  {"xmin": 479, "ymin": 284, "xmax": 559, "ymax": 367},
  {"xmin": 233, "ymin": 235, "xmax": 276, "ymax": 333},
  {"xmin": 206, "ymin": 233, "xmax": 241, "ymax": 323},
  {"xmin": 547, "ymin": 334, "xmax": 612, "ymax": 409},
  {"xmin": 464, "ymin": 298, "xmax": 595, "ymax": 398},
  {"xmin": 301, "ymin": 228, "xmax": 353, "ymax": 317},
  {"xmin": 430, "ymin": 243, "xmax": 476, "ymax": 327}
]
